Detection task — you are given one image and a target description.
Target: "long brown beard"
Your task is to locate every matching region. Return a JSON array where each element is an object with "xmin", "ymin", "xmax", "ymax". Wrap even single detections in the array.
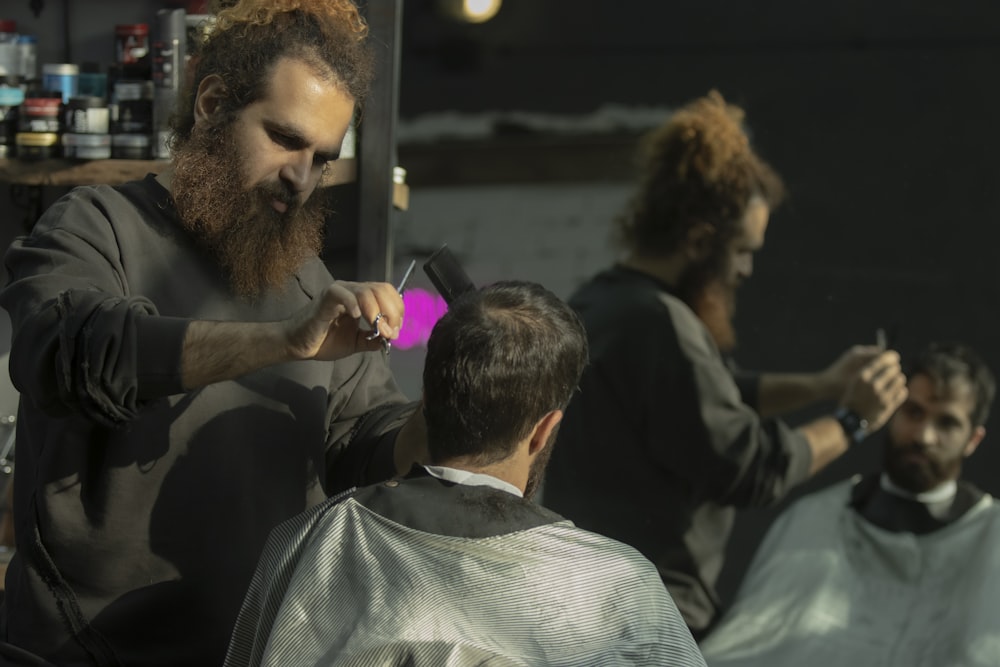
[
  {"xmin": 690, "ymin": 281, "xmax": 737, "ymax": 353},
  {"xmin": 170, "ymin": 121, "xmax": 327, "ymax": 300},
  {"xmin": 677, "ymin": 253, "xmax": 738, "ymax": 353}
]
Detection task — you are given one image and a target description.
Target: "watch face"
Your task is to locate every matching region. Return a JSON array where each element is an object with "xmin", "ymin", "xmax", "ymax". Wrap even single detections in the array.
[{"xmin": 836, "ymin": 409, "xmax": 867, "ymax": 444}]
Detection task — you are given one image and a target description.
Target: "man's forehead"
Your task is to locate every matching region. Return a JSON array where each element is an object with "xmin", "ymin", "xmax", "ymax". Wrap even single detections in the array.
[{"xmin": 252, "ymin": 57, "xmax": 354, "ymax": 147}]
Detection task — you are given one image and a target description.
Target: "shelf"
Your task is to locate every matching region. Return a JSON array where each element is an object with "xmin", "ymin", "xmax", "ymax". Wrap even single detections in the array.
[
  {"xmin": 0, "ymin": 158, "xmax": 169, "ymax": 187},
  {"xmin": 0, "ymin": 157, "xmax": 359, "ymax": 188},
  {"xmin": 0, "ymin": 157, "xmax": 409, "ymax": 210}
]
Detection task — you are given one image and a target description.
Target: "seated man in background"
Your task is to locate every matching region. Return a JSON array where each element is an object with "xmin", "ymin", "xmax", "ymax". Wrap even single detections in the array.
[
  {"xmin": 700, "ymin": 342, "xmax": 999, "ymax": 666},
  {"xmin": 224, "ymin": 281, "xmax": 707, "ymax": 667}
]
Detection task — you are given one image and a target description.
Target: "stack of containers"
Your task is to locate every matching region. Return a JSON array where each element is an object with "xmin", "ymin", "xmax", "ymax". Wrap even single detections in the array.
[
  {"xmin": 0, "ymin": 18, "xmax": 23, "ymax": 158},
  {"xmin": 111, "ymin": 23, "xmax": 154, "ymax": 160},
  {"xmin": 111, "ymin": 79, "xmax": 153, "ymax": 159},
  {"xmin": 16, "ymin": 90, "xmax": 61, "ymax": 160},
  {"xmin": 152, "ymin": 8, "xmax": 186, "ymax": 159},
  {"xmin": 0, "ymin": 85, "xmax": 23, "ymax": 158},
  {"xmin": 63, "ymin": 95, "xmax": 111, "ymax": 160},
  {"xmin": 17, "ymin": 34, "xmax": 37, "ymax": 86},
  {"xmin": 0, "ymin": 20, "xmax": 17, "ymax": 82},
  {"xmin": 13, "ymin": 62, "xmax": 79, "ymax": 160}
]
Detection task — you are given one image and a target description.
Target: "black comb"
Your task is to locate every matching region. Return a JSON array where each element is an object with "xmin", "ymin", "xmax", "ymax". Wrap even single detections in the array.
[{"xmin": 422, "ymin": 244, "xmax": 476, "ymax": 305}]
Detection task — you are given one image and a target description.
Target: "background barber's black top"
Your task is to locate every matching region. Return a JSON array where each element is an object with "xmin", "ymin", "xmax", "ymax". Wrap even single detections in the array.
[{"xmin": 543, "ymin": 264, "xmax": 812, "ymax": 637}]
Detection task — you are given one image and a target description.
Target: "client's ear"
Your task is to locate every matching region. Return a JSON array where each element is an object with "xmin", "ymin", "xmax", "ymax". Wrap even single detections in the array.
[{"xmin": 528, "ymin": 410, "xmax": 563, "ymax": 457}]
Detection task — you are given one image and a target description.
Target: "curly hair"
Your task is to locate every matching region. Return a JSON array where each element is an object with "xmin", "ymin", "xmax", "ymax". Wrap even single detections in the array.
[
  {"xmin": 170, "ymin": 0, "xmax": 374, "ymax": 146},
  {"xmin": 617, "ymin": 90, "xmax": 785, "ymax": 256}
]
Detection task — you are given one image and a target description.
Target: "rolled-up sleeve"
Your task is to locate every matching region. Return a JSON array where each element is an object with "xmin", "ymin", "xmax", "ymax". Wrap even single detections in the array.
[
  {"xmin": 1, "ymin": 190, "xmax": 188, "ymax": 426},
  {"xmin": 650, "ymin": 298, "xmax": 812, "ymax": 508},
  {"xmin": 322, "ymin": 343, "xmax": 419, "ymax": 494}
]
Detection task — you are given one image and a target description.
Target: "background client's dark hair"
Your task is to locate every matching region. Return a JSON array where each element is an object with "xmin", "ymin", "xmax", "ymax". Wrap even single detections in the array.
[{"xmin": 423, "ymin": 281, "xmax": 588, "ymax": 466}]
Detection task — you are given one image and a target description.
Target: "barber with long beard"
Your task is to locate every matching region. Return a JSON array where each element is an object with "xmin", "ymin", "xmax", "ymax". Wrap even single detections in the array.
[
  {"xmin": 0, "ymin": 1, "xmax": 424, "ymax": 665},
  {"xmin": 542, "ymin": 91, "xmax": 908, "ymax": 641}
]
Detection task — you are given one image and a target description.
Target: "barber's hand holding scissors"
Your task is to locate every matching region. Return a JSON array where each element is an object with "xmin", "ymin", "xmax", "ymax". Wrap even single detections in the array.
[
  {"xmin": 284, "ymin": 280, "xmax": 404, "ymax": 361},
  {"xmin": 283, "ymin": 261, "xmax": 415, "ymax": 361}
]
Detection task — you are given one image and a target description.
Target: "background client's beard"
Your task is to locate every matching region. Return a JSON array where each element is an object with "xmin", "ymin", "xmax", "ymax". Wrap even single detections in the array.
[
  {"xmin": 882, "ymin": 431, "xmax": 961, "ymax": 494},
  {"xmin": 170, "ymin": 123, "xmax": 328, "ymax": 300}
]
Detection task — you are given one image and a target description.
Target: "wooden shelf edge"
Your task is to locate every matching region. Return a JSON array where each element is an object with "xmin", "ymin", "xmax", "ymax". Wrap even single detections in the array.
[
  {"xmin": 0, "ymin": 159, "xmax": 168, "ymax": 187},
  {"xmin": 1, "ymin": 157, "xmax": 361, "ymax": 188}
]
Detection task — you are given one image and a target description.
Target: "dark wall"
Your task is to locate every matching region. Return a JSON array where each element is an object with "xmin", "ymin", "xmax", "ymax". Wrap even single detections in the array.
[{"xmin": 398, "ymin": 0, "xmax": 1000, "ymax": 602}]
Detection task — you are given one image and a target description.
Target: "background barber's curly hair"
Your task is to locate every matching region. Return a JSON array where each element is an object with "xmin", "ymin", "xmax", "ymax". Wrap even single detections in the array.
[
  {"xmin": 170, "ymin": 0, "xmax": 374, "ymax": 145},
  {"xmin": 617, "ymin": 90, "xmax": 785, "ymax": 256}
]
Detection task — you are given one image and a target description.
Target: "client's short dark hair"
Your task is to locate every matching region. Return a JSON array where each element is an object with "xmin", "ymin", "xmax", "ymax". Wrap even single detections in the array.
[{"xmin": 422, "ymin": 281, "xmax": 588, "ymax": 465}]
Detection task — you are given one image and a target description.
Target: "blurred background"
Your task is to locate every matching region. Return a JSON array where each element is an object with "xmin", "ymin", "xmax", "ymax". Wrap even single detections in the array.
[{"xmin": 2, "ymin": 0, "xmax": 999, "ymax": 601}]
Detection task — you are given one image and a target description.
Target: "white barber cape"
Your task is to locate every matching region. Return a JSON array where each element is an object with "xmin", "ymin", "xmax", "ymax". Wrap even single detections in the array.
[
  {"xmin": 701, "ymin": 477, "xmax": 1000, "ymax": 667},
  {"xmin": 224, "ymin": 472, "xmax": 705, "ymax": 667}
]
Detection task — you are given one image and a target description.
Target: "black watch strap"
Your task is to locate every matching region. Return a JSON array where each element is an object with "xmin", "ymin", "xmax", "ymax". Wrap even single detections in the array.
[{"xmin": 834, "ymin": 407, "xmax": 869, "ymax": 445}]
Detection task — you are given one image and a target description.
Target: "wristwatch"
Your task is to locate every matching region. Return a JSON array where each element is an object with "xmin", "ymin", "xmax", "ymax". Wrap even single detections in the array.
[{"xmin": 834, "ymin": 407, "xmax": 869, "ymax": 446}]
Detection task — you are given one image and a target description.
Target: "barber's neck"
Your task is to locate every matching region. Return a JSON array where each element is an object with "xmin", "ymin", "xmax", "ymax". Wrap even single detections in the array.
[{"xmin": 621, "ymin": 252, "xmax": 685, "ymax": 288}]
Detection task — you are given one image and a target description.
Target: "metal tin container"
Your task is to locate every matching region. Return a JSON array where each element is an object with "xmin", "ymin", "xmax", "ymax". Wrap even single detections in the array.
[
  {"xmin": 62, "ymin": 132, "xmax": 111, "ymax": 160},
  {"xmin": 115, "ymin": 24, "xmax": 149, "ymax": 66},
  {"xmin": 0, "ymin": 85, "xmax": 23, "ymax": 156},
  {"xmin": 111, "ymin": 132, "xmax": 151, "ymax": 159},
  {"xmin": 41, "ymin": 63, "xmax": 79, "ymax": 104},
  {"xmin": 15, "ymin": 131, "xmax": 59, "ymax": 160},
  {"xmin": 65, "ymin": 96, "xmax": 109, "ymax": 134},
  {"xmin": 19, "ymin": 95, "xmax": 61, "ymax": 132}
]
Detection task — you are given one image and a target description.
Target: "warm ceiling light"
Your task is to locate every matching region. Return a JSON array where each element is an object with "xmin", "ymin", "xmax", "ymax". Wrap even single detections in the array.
[{"xmin": 437, "ymin": 0, "xmax": 503, "ymax": 24}]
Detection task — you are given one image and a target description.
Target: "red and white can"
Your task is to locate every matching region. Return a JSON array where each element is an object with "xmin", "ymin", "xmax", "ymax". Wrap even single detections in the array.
[{"xmin": 115, "ymin": 24, "xmax": 149, "ymax": 66}]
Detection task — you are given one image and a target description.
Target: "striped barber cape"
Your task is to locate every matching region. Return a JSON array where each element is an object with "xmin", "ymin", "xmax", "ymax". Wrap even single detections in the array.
[{"xmin": 224, "ymin": 471, "xmax": 706, "ymax": 667}]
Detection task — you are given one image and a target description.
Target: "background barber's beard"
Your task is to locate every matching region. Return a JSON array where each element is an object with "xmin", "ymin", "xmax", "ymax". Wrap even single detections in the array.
[
  {"xmin": 690, "ymin": 282, "xmax": 737, "ymax": 353},
  {"xmin": 677, "ymin": 254, "xmax": 738, "ymax": 353},
  {"xmin": 171, "ymin": 122, "xmax": 327, "ymax": 300},
  {"xmin": 882, "ymin": 431, "xmax": 961, "ymax": 494}
]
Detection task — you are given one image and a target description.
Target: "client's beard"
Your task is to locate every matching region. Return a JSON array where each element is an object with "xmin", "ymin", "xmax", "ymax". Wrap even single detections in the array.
[
  {"xmin": 882, "ymin": 430, "xmax": 962, "ymax": 494},
  {"xmin": 677, "ymin": 255, "xmax": 738, "ymax": 354},
  {"xmin": 170, "ymin": 121, "xmax": 327, "ymax": 300},
  {"xmin": 524, "ymin": 427, "xmax": 558, "ymax": 501}
]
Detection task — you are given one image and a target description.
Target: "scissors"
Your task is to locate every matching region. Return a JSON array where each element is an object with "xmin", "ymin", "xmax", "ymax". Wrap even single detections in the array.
[{"xmin": 366, "ymin": 259, "xmax": 417, "ymax": 354}]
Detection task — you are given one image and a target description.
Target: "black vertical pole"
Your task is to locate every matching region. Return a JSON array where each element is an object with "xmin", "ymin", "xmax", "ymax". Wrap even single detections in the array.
[{"xmin": 356, "ymin": 0, "xmax": 402, "ymax": 282}]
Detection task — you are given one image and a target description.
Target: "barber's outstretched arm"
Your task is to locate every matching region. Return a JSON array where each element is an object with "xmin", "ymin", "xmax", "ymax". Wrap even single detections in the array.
[
  {"xmin": 797, "ymin": 349, "xmax": 908, "ymax": 475},
  {"xmin": 323, "ymin": 370, "xmax": 424, "ymax": 493},
  {"xmin": 181, "ymin": 281, "xmax": 402, "ymax": 390},
  {"xmin": 755, "ymin": 345, "xmax": 883, "ymax": 418}
]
